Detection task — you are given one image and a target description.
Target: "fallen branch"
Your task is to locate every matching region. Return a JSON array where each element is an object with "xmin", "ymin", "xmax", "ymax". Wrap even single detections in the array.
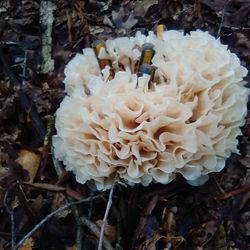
[
  {"xmin": 14, "ymin": 195, "xmax": 103, "ymax": 250},
  {"xmin": 39, "ymin": 0, "xmax": 56, "ymax": 73}
]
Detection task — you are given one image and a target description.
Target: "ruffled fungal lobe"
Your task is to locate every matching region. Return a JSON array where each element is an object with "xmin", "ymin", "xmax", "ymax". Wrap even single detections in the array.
[{"xmin": 53, "ymin": 30, "xmax": 249, "ymax": 190}]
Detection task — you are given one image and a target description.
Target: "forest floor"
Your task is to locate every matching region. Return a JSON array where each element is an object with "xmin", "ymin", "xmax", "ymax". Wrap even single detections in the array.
[{"xmin": 0, "ymin": 0, "xmax": 250, "ymax": 249}]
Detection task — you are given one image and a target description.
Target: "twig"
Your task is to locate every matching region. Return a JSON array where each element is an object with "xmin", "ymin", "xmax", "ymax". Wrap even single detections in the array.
[
  {"xmin": 98, "ymin": 182, "xmax": 116, "ymax": 250},
  {"xmin": 214, "ymin": 183, "xmax": 250, "ymax": 200},
  {"xmin": 21, "ymin": 50, "xmax": 28, "ymax": 86},
  {"xmin": 66, "ymin": 195, "xmax": 84, "ymax": 250},
  {"xmin": 10, "ymin": 212, "xmax": 15, "ymax": 250},
  {"xmin": 14, "ymin": 195, "xmax": 102, "ymax": 250},
  {"xmin": 37, "ymin": 115, "xmax": 55, "ymax": 180},
  {"xmin": 17, "ymin": 182, "xmax": 36, "ymax": 223},
  {"xmin": 52, "ymin": 148, "xmax": 84, "ymax": 249},
  {"xmin": 39, "ymin": 0, "xmax": 56, "ymax": 73},
  {"xmin": 74, "ymin": 2, "xmax": 92, "ymax": 48},
  {"xmin": 195, "ymin": 0, "xmax": 202, "ymax": 19},
  {"xmin": 18, "ymin": 90, "xmax": 46, "ymax": 139},
  {"xmin": 88, "ymin": 190, "xmax": 95, "ymax": 218},
  {"xmin": 75, "ymin": 213, "xmax": 84, "ymax": 250},
  {"xmin": 80, "ymin": 216, "xmax": 114, "ymax": 250},
  {"xmin": 4, "ymin": 184, "xmax": 17, "ymax": 250},
  {"xmin": 220, "ymin": 25, "xmax": 250, "ymax": 31},
  {"xmin": 217, "ymin": 0, "xmax": 229, "ymax": 38},
  {"xmin": 51, "ymin": 144, "xmax": 64, "ymax": 176},
  {"xmin": 66, "ymin": 9, "xmax": 73, "ymax": 48}
]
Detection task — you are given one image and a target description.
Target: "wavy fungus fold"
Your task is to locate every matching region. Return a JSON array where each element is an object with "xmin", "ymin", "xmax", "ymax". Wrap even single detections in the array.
[{"xmin": 53, "ymin": 30, "xmax": 249, "ymax": 190}]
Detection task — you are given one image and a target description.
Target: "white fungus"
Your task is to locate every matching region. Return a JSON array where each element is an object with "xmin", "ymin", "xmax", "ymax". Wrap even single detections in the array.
[{"xmin": 52, "ymin": 30, "xmax": 249, "ymax": 190}]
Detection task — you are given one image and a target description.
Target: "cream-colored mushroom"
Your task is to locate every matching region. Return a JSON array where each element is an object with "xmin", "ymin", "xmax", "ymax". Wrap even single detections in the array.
[{"xmin": 52, "ymin": 30, "xmax": 249, "ymax": 190}]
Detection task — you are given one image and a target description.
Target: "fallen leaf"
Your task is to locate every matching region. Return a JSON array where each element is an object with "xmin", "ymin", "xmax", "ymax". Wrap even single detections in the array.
[
  {"xmin": 16, "ymin": 149, "xmax": 41, "ymax": 182},
  {"xmin": 65, "ymin": 245, "xmax": 77, "ymax": 250},
  {"xmin": 19, "ymin": 237, "xmax": 34, "ymax": 250}
]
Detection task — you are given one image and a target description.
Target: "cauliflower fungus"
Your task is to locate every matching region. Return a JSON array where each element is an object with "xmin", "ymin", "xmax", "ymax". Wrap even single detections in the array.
[{"xmin": 52, "ymin": 30, "xmax": 249, "ymax": 190}]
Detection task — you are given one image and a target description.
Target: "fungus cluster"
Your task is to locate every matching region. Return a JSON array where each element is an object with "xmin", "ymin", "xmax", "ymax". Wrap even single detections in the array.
[{"xmin": 52, "ymin": 29, "xmax": 249, "ymax": 190}]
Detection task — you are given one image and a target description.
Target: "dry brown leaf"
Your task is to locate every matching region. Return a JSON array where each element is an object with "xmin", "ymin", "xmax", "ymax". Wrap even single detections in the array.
[
  {"xmin": 65, "ymin": 245, "xmax": 77, "ymax": 250},
  {"xmin": 19, "ymin": 237, "xmax": 34, "ymax": 250},
  {"xmin": 16, "ymin": 149, "xmax": 41, "ymax": 182}
]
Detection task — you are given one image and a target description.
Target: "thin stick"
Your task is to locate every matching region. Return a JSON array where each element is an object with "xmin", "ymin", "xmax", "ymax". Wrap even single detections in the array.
[
  {"xmin": 217, "ymin": 0, "xmax": 229, "ymax": 38},
  {"xmin": 66, "ymin": 9, "xmax": 73, "ymax": 48},
  {"xmin": 14, "ymin": 195, "xmax": 102, "ymax": 250},
  {"xmin": 21, "ymin": 50, "xmax": 28, "ymax": 86},
  {"xmin": 52, "ymin": 147, "xmax": 84, "ymax": 249},
  {"xmin": 39, "ymin": 0, "xmax": 56, "ymax": 73},
  {"xmin": 214, "ymin": 183, "xmax": 250, "ymax": 200},
  {"xmin": 4, "ymin": 184, "xmax": 16, "ymax": 250},
  {"xmin": 10, "ymin": 212, "xmax": 15, "ymax": 250},
  {"xmin": 66, "ymin": 196, "xmax": 84, "ymax": 250},
  {"xmin": 98, "ymin": 182, "xmax": 116, "ymax": 250},
  {"xmin": 75, "ymin": 219, "xmax": 83, "ymax": 250}
]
